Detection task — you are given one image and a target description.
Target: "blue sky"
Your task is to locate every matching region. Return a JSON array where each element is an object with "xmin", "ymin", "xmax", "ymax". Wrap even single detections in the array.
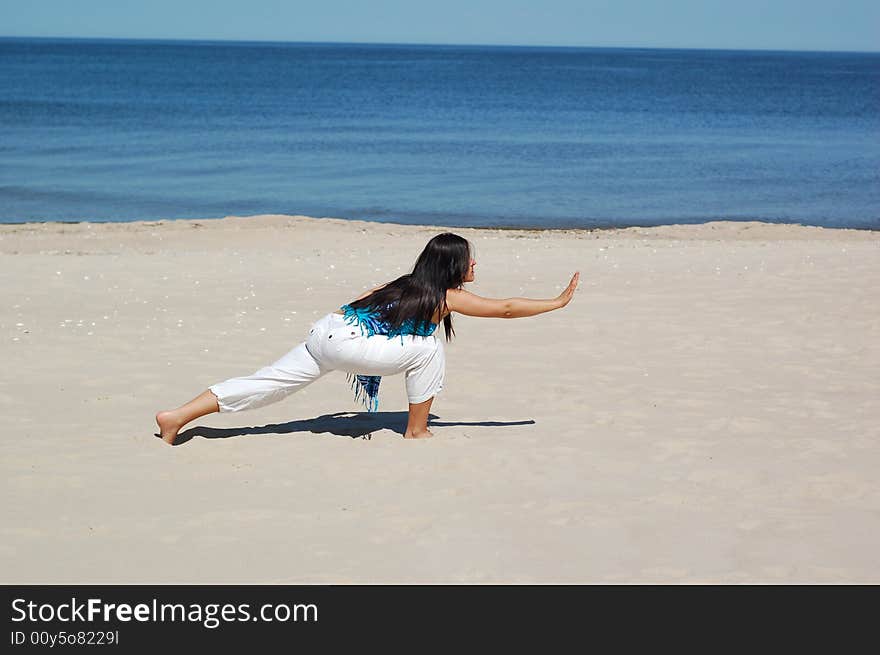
[{"xmin": 1, "ymin": 0, "xmax": 878, "ymax": 52}]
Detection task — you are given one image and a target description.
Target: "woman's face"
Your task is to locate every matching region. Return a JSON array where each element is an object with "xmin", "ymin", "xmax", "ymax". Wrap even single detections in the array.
[{"xmin": 463, "ymin": 255, "xmax": 476, "ymax": 283}]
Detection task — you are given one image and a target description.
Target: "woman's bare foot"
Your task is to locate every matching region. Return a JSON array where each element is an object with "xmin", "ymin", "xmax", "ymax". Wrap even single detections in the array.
[
  {"xmin": 154, "ymin": 390, "xmax": 220, "ymax": 445},
  {"xmin": 403, "ymin": 428, "xmax": 434, "ymax": 439},
  {"xmin": 155, "ymin": 411, "xmax": 183, "ymax": 445}
]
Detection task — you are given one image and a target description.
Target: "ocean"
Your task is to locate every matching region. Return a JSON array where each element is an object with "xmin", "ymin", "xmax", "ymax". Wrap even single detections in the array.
[{"xmin": 1, "ymin": 37, "xmax": 878, "ymax": 229}]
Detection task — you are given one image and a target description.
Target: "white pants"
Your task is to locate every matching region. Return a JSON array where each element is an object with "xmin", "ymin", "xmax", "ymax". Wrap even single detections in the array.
[{"xmin": 209, "ymin": 312, "xmax": 445, "ymax": 412}]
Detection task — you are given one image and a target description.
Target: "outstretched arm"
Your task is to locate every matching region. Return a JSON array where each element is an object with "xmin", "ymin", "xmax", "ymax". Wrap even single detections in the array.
[{"xmin": 446, "ymin": 272, "xmax": 579, "ymax": 318}]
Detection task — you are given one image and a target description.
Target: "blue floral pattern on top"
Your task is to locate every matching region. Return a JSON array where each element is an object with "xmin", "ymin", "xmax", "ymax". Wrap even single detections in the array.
[
  {"xmin": 339, "ymin": 304, "xmax": 437, "ymax": 339},
  {"xmin": 339, "ymin": 303, "xmax": 438, "ymax": 412}
]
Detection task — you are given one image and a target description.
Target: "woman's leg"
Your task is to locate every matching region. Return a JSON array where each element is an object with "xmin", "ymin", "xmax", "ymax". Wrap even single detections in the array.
[
  {"xmin": 156, "ymin": 390, "xmax": 219, "ymax": 445},
  {"xmin": 156, "ymin": 337, "xmax": 328, "ymax": 445},
  {"xmin": 403, "ymin": 337, "xmax": 444, "ymax": 439},
  {"xmin": 404, "ymin": 396, "xmax": 434, "ymax": 439}
]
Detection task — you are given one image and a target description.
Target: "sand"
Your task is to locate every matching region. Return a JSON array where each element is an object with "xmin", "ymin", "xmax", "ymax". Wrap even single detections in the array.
[{"xmin": 1, "ymin": 214, "xmax": 878, "ymax": 583}]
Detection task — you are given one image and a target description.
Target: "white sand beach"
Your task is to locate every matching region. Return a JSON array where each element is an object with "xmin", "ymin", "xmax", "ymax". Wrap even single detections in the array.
[{"xmin": 1, "ymin": 214, "xmax": 878, "ymax": 583}]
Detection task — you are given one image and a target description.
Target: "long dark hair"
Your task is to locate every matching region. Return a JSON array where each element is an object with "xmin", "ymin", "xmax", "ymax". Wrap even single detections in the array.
[{"xmin": 347, "ymin": 233, "xmax": 472, "ymax": 341}]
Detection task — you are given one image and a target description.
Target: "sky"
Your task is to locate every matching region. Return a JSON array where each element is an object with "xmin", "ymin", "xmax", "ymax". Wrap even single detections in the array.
[{"xmin": 1, "ymin": 0, "xmax": 878, "ymax": 52}]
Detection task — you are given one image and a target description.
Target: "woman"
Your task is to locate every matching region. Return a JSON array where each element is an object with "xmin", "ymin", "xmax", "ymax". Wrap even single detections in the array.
[{"xmin": 156, "ymin": 232, "xmax": 579, "ymax": 444}]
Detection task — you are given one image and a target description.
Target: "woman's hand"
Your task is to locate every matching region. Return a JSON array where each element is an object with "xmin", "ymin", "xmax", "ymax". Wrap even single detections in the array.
[{"xmin": 556, "ymin": 272, "xmax": 580, "ymax": 308}]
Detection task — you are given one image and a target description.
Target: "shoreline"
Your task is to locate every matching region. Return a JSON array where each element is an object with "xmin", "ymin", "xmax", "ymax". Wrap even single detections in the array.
[{"xmin": 1, "ymin": 213, "xmax": 878, "ymax": 244}]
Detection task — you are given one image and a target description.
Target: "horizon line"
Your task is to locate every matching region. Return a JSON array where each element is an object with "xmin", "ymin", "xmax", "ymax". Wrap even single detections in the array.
[{"xmin": 0, "ymin": 34, "xmax": 877, "ymax": 56}]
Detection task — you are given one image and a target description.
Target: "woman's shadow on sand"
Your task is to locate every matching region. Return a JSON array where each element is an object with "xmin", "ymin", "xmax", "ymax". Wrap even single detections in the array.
[{"xmin": 157, "ymin": 412, "xmax": 536, "ymax": 445}]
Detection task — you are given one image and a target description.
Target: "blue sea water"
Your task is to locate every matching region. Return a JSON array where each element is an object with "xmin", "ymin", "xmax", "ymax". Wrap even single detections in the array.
[{"xmin": 1, "ymin": 37, "xmax": 878, "ymax": 229}]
